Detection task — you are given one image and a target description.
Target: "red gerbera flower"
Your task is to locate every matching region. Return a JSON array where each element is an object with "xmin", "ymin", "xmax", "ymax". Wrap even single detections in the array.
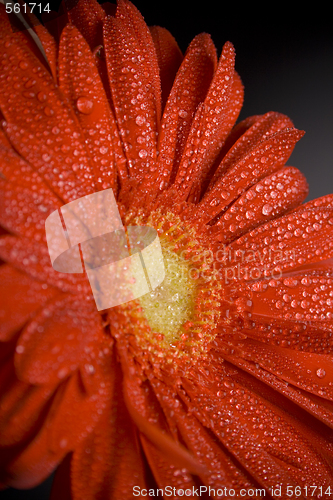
[{"xmin": 1, "ymin": 1, "xmax": 333, "ymax": 499}]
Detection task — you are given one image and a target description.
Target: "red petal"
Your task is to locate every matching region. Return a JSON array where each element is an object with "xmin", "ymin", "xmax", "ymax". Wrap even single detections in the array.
[
  {"xmin": 208, "ymin": 111, "xmax": 295, "ymax": 190},
  {"xmin": 0, "ymin": 5, "xmax": 54, "ymax": 74},
  {"xmin": 0, "ymin": 264, "xmax": 57, "ymax": 342},
  {"xmin": 0, "ymin": 130, "xmax": 60, "ymax": 199},
  {"xmin": 124, "ymin": 379, "xmax": 206, "ymax": 476},
  {"xmin": 216, "ymin": 341, "xmax": 333, "ymax": 430},
  {"xmin": 183, "ymin": 356, "xmax": 333, "ymax": 488},
  {"xmin": 67, "ymin": 0, "xmax": 106, "ymax": 48},
  {"xmin": 103, "ymin": 8, "xmax": 160, "ymax": 183},
  {"xmin": 0, "ymin": 235, "xmax": 91, "ymax": 295},
  {"xmin": 0, "ymin": 178, "xmax": 60, "ymax": 242},
  {"xmin": 70, "ymin": 360, "xmax": 147, "ymax": 500},
  {"xmin": 150, "ymin": 26, "xmax": 183, "ymax": 108},
  {"xmin": 158, "ymin": 32, "xmax": 216, "ymax": 181},
  {"xmin": 137, "ymin": 33, "xmax": 217, "ymax": 206},
  {"xmin": 33, "ymin": 24, "xmax": 57, "ymax": 80},
  {"xmin": 212, "ymin": 166, "xmax": 308, "ymax": 241},
  {"xmin": 148, "ymin": 376, "xmax": 253, "ymax": 491},
  {"xmin": 6, "ymin": 351, "xmax": 114, "ymax": 490},
  {"xmin": 223, "ymin": 337, "xmax": 333, "ymax": 400},
  {"xmin": 140, "ymin": 435, "xmax": 200, "ymax": 494},
  {"xmin": 193, "ymin": 127, "xmax": 304, "ymax": 223},
  {"xmin": 0, "ymin": 9, "xmax": 95, "ymax": 202},
  {"xmin": 116, "ymin": 0, "xmax": 161, "ymax": 121},
  {"xmin": 0, "ymin": 357, "xmax": 56, "ymax": 446},
  {"xmin": 225, "ymin": 195, "xmax": 333, "ymax": 281},
  {"xmin": 248, "ymin": 274, "xmax": 333, "ymax": 329},
  {"xmin": 191, "ymin": 70, "xmax": 245, "ymax": 199},
  {"xmin": 174, "ymin": 42, "xmax": 244, "ymax": 199},
  {"xmin": 227, "ymin": 282, "xmax": 333, "ymax": 355},
  {"xmin": 170, "ymin": 414, "xmax": 253, "ymax": 492},
  {"xmin": 58, "ymin": 24, "xmax": 122, "ymax": 192},
  {"xmin": 15, "ymin": 295, "xmax": 103, "ymax": 385}
]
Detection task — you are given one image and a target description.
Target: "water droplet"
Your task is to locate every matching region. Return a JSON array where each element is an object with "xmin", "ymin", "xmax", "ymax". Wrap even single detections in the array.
[
  {"xmin": 283, "ymin": 277, "xmax": 298, "ymax": 287},
  {"xmin": 24, "ymin": 79, "xmax": 36, "ymax": 89},
  {"xmin": 245, "ymin": 210, "xmax": 255, "ymax": 219},
  {"xmin": 316, "ymin": 368, "xmax": 326, "ymax": 379},
  {"xmin": 135, "ymin": 115, "xmax": 145, "ymax": 126},
  {"xmin": 57, "ymin": 367, "xmax": 68, "ymax": 379},
  {"xmin": 22, "ymin": 91, "xmax": 35, "ymax": 99},
  {"xmin": 85, "ymin": 364, "xmax": 95, "ymax": 374},
  {"xmin": 37, "ymin": 91, "xmax": 47, "ymax": 102},
  {"xmin": 19, "ymin": 61, "xmax": 28, "ymax": 70},
  {"xmin": 262, "ymin": 204, "xmax": 273, "ymax": 216},
  {"xmin": 43, "ymin": 106, "xmax": 54, "ymax": 116},
  {"xmin": 76, "ymin": 96, "xmax": 94, "ymax": 115},
  {"xmin": 138, "ymin": 149, "xmax": 147, "ymax": 158}
]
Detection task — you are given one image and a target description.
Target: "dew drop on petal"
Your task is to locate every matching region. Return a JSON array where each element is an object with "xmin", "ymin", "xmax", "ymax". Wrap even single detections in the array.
[
  {"xmin": 138, "ymin": 149, "xmax": 147, "ymax": 158},
  {"xmin": 42, "ymin": 153, "xmax": 51, "ymax": 162},
  {"xmin": 76, "ymin": 96, "xmax": 94, "ymax": 115},
  {"xmin": 24, "ymin": 79, "xmax": 35, "ymax": 89},
  {"xmin": 245, "ymin": 210, "xmax": 254, "ymax": 220},
  {"xmin": 135, "ymin": 115, "xmax": 145, "ymax": 126},
  {"xmin": 37, "ymin": 91, "xmax": 47, "ymax": 102},
  {"xmin": 85, "ymin": 364, "xmax": 95, "ymax": 374},
  {"xmin": 19, "ymin": 61, "xmax": 29, "ymax": 70},
  {"xmin": 178, "ymin": 109, "xmax": 188, "ymax": 118},
  {"xmin": 316, "ymin": 368, "xmax": 326, "ymax": 379},
  {"xmin": 262, "ymin": 204, "xmax": 273, "ymax": 216},
  {"xmin": 43, "ymin": 106, "xmax": 54, "ymax": 117}
]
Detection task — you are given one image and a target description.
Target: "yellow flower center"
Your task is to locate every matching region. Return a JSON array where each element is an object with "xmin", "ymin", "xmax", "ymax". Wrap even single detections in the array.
[
  {"xmin": 111, "ymin": 209, "xmax": 225, "ymax": 365},
  {"xmin": 139, "ymin": 240, "xmax": 197, "ymax": 342}
]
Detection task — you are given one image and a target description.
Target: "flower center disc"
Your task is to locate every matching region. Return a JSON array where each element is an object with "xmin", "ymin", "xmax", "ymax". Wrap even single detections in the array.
[
  {"xmin": 113, "ymin": 209, "xmax": 224, "ymax": 364},
  {"xmin": 139, "ymin": 242, "xmax": 196, "ymax": 342}
]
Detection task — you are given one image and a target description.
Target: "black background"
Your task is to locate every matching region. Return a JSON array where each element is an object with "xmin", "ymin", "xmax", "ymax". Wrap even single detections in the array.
[
  {"xmin": 133, "ymin": 0, "xmax": 333, "ymax": 202},
  {"xmin": 1, "ymin": 1, "xmax": 333, "ymax": 499}
]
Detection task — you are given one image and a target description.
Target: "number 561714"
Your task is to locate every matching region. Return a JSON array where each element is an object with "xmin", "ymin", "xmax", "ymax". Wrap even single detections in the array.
[{"xmin": 5, "ymin": 3, "xmax": 50, "ymax": 14}]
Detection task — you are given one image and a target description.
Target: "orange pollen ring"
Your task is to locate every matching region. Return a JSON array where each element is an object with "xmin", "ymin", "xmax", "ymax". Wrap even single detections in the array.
[{"xmin": 114, "ymin": 209, "xmax": 225, "ymax": 365}]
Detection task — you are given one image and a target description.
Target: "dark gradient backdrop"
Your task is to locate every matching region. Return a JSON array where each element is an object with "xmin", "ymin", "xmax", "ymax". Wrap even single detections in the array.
[
  {"xmin": 1, "ymin": 1, "xmax": 332, "ymax": 499},
  {"xmin": 133, "ymin": 0, "xmax": 333, "ymax": 202}
]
